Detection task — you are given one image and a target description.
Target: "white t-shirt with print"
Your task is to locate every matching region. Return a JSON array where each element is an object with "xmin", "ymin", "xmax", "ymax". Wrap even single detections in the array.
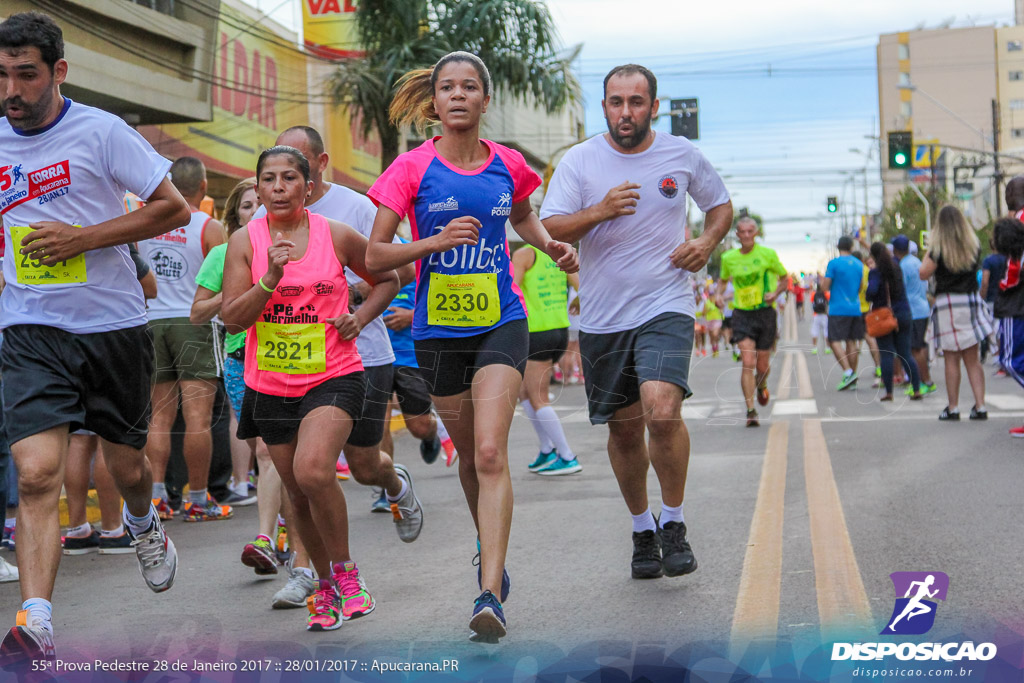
[
  {"xmin": 0, "ymin": 99, "xmax": 172, "ymax": 333},
  {"xmin": 540, "ymin": 132, "xmax": 730, "ymax": 334},
  {"xmin": 255, "ymin": 183, "xmax": 396, "ymax": 367}
]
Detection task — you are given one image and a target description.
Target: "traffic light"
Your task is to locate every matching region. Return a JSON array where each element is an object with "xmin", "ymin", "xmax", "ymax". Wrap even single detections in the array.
[
  {"xmin": 888, "ymin": 131, "xmax": 912, "ymax": 169},
  {"xmin": 805, "ymin": 233, "xmax": 812, "ymax": 242},
  {"xmin": 670, "ymin": 98, "xmax": 699, "ymax": 140},
  {"xmin": 827, "ymin": 196, "xmax": 838, "ymax": 213}
]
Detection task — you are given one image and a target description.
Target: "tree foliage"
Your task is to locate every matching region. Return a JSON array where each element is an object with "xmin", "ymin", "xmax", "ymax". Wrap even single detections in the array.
[{"xmin": 327, "ymin": 0, "xmax": 581, "ymax": 172}]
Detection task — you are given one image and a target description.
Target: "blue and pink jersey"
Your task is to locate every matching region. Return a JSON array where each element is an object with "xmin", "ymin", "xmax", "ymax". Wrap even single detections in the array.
[{"xmin": 368, "ymin": 137, "xmax": 541, "ymax": 340}]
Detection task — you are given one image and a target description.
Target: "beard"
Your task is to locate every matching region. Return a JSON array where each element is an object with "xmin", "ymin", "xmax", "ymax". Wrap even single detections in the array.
[
  {"xmin": 2, "ymin": 88, "xmax": 56, "ymax": 131},
  {"xmin": 606, "ymin": 113, "xmax": 652, "ymax": 149}
]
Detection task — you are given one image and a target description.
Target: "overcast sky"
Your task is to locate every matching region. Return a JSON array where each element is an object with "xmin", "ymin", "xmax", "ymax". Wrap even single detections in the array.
[{"xmin": 250, "ymin": 0, "xmax": 1016, "ymax": 271}]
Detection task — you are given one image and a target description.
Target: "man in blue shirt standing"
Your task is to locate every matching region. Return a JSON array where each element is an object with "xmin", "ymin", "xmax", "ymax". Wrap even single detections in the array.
[
  {"xmin": 893, "ymin": 236, "xmax": 936, "ymax": 394},
  {"xmin": 824, "ymin": 236, "xmax": 867, "ymax": 390}
]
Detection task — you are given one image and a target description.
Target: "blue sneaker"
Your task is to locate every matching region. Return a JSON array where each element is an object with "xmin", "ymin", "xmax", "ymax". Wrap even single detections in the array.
[
  {"xmin": 528, "ymin": 450, "xmax": 558, "ymax": 472},
  {"xmin": 474, "ymin": 539, "xmax": 510, "ymax": 602},
  {"xmin": 469, "ymin": 590, "xmax": 506, "ymax": 643},
  {"xmin": 370, "ymin": 489, "xmax": 389, "ymax": 513},
  {"xmin": 536, "ymin": 456, "xmax": 582, "ymax": 476}
]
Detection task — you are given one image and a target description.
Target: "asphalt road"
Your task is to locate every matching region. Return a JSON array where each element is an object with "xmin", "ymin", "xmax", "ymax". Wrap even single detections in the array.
[{"xmin": 1, "ymin": 305, "xmax": 1021, "ymax": 679}]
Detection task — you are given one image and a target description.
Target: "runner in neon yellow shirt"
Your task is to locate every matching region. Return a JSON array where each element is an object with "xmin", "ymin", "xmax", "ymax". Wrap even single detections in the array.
[{"xmin": 715, "ymin": 218, "xmax": 789, "ymax": 426}]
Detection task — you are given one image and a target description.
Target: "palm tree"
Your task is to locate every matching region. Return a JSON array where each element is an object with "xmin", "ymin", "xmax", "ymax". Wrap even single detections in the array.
[{"xmin": 327, "ymin": 0, "xmax": 581, "ymax": 172}]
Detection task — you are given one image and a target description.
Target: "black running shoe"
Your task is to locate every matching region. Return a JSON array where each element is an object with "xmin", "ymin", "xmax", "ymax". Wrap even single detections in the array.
[
  {"xmin": 420, "ymin": 435, "xmax": 441, "ymax": 464},
  {"xmin": 658, "ymin": 521, "xmax": 698, "ymax": 577},
  {"xmin": 746, "ymin": 409, "xmax": 760, "ymax": 427},
  {"xmin": 631, "ymin": 530, "xmax": 663, "ymax": 579}
]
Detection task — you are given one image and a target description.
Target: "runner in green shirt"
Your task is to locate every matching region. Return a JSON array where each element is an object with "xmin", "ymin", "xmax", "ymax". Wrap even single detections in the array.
[{"xmin": 715, "ymin": 217, "xmax": 789, "ymax": 426}]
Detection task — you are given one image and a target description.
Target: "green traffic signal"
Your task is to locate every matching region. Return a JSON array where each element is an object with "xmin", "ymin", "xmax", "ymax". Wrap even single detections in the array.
[
  {"xmin": 888, "ymin": 131, "xmax": 912, "ymax": 169},
  {"xmin": 827, "ymin": 196, "xmax": 838, "ymax": 213}
]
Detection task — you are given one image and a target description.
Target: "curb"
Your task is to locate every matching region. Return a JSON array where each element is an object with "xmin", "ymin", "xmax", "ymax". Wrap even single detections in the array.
[{"xmin": 59, "ymin": 414, "xmax": 410, "ymax": 527}]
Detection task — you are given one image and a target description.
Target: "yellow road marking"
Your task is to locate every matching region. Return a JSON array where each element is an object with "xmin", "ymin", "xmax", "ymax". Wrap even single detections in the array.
[
  {"xmin": 796, "ymin": 350, "xmax": 813, "ymax": 399},
  {"xmin": 730, "ymin": 421, "xmax": 790, "ymax": 654},
  {"xmin": 776, "ymin": 351, "xmax": 795, "ymax": 401},
  {"xmin": 802, "ymin": 419, "xmax": 874, "ymax": 640}
]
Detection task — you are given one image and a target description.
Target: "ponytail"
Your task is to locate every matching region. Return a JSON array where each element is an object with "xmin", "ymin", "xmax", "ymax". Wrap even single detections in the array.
[
  {"xmin": 389, "ymin": 52, "xmax": 492, "ymax": 133},
  {"xmin": 390, "ymin": 68, "xmax": 437, "ymax": 132}
]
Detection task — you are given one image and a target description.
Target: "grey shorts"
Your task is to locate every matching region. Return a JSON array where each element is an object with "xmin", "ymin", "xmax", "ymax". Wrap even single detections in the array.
[{"xmin": 579, "ymin": 312, "xmax": 694, "ymax": 425}]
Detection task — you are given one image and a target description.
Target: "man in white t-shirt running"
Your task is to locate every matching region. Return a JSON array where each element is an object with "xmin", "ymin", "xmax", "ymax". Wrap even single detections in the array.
[
  {"xmin": 0, "ymin": 12, "xmax": 190, "ymax": 664},
  {"xmin": 541, "ymin": 64, "xmax": 732, "ymax": 580}
]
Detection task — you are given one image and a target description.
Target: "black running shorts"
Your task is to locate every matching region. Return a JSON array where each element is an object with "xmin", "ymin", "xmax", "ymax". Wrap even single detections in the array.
[
  {"xmin": 1, "ymin": 324, "xmax": 154, "ymax": 449},
  {"xmin": 828, "ymin": 314, "xmax": 866, "ymax": 341},
  {"xmin": 730, "ymin": 307, "xmax": 778, "ymax": 351},
  {"xmin": 911, "ymin": 317, "xmax": 929, "ymax": 350},
  {"xmin": 415, "ymin": 319, "xmax": 528, "ymax": 397},
  {"xmin": 392, "ymin": 365, "xmax": 433, "ymax": 417},
  {"xmin": 236, "ymin": 372, "xmax": 366, "ymax": 446},
  {"xmin": 528, "ymin": 327, "xmax": 569, "ymax": 364},
  {"xmin": 579, "ymin": 312, "xmax": 694, "ymax": 425},
  {"xmin": 346, "ymin": 364, "xmax": 394, "ymax": 448}
]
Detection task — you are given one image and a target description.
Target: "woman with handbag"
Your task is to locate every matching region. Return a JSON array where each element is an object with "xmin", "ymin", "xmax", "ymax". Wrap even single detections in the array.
[
  {"xmin": 920, "ymin": 205, "xmax": 993, "ymax": 421},
  {"xmin": 866, "ymin": 242, "xmax": 922, "ymax": 401}
]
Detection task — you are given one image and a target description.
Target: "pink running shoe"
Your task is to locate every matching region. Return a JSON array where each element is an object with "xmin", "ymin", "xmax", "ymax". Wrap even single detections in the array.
[
  {"xmin": 306, "ymin": 579, "xmax": 342, "ymax": 631},
  {"xmin": 334, "ymin": 561, "xmax": 375, "ymax": 620},
  {"xmin": 442, "ymin": 438, "xmax": 458, "ymax": 467},
  {"xmin": 335, "ymin": 460, "xmax": 351, "ymax": 481}
]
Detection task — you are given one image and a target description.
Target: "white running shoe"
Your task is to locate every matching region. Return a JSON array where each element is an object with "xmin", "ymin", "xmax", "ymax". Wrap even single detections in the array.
[
  {"xmin": 0, "ymin": 610, "xmax": 54, "ymax": 665},
  {"xmin": 390, "ymin": 464, "xmax": 424, "ymax": 543},
  {"xmin": 0, "ymin": 556, "xmax": 18, "ymax": 583},
  {"xmin": 128, "ymin": 513, "xmax": 177, "ymax": 593}
]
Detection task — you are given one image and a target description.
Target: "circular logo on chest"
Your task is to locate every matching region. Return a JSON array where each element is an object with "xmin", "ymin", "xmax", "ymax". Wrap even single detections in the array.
[{"xmin": 659, "ymin": 175, "xmax": 679, "ymax": 199}]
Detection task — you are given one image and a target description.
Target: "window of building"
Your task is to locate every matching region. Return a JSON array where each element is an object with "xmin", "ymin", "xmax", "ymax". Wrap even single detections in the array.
[
  {"xmin": 898, "ymin": 44, "xmax": 910, "ymax": 60},
  {"xmin": 1013, "ymin": 128, "xmax": 1024, "ymax": 138},
  {"xmin": 899, "ymin": 72, "xmax": 911, "ymax": 87},
  {"xmin": 1011, "ymin": 99, "xmax": 1024, "ymax": 110},
  {"xmin": 1011, "ymin": 70, "xmax": 1024, "ymax": 81},
  {"xmin": 131, "ymin": 0, "xmax": 175, "ymax": 15},
  {"xmin": 901, "ymin": 102, "xmax": 912, "ymax": 119},
  {"xmin": 1010, "ymin": 40, "xmax": 1024, "ymax": 52}
]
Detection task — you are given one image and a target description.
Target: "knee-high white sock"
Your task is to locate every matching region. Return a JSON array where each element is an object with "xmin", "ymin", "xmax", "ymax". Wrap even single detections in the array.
[
  {"xmin": 433, "ymin": 410, "xmax": 451, "ymax": 442},
  {"xmin": 521, "ymin": 400, "xmax": 554, "ymax": 452},
  {"xmin": 534, "ymin": 405, "xmax": 575, "ymax": 460}
]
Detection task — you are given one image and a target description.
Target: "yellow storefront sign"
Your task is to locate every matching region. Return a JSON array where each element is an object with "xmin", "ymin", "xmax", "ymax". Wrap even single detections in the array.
[{"xmin": 140, "ymin": 0, "xmax": 379, "ymax": 190}]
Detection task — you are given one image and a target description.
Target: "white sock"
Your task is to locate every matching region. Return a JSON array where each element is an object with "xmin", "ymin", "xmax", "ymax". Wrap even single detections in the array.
[
  {"xmin": 433, "ymin": 410, "xmax": 451, "ymax": 442},
  {"xmin": 189, "ymin": 488, "xmax": 207, "ymax": 506},
  {"xmin": 386, "ymin": 478, "xmax": 408, "ymax": 503},
  {"xmin": 521, "ymin": 400, "xmax": 555, "ymax": 452},
  {"xmin": 534, "ymin": 406, "xmax": 575, "ymax": 461},
  {"xmin": 297, "ymin": 566, "xmax": 314, "ymax": 579},
  {"xmin": 660, "ymin": 502, "xmax": 685, "ymax": 526},
  {"xmin": 65, "ymin": 522, "xmax": 91, "ymax": 538},
  {"xmin": 631, "ymin": 508, "xmax": 657, "ymax": 533},
  {"xmin": 152, "ymin": 482, "xmax": 167, "ymax": 501},
  {"xmin": 123, "ymin": 502, "xmax": 155, "ymax": 536},
  {"xmin": 100, "ymin": 524, "xmax": 125, "ymax": 538},
  {"xmin": 232, "ymin": 482, "xmax": 248, "ymax": 497},
  {"xmin": 21, "ymin": 599, "xmax": 52, "ymax": 634},
  {"xmin": 844, "ymin": 368, "xmax": 854, "ymax": 377},
  {"xmin": 337, "ymin": 451, "xmax": 348, "ymax": 466}
]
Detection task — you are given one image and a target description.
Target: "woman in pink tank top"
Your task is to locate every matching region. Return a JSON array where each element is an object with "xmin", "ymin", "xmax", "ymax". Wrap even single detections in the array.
[{"xmin": 221, "ymin": 146, "xmax": 399, "ymax": 633}]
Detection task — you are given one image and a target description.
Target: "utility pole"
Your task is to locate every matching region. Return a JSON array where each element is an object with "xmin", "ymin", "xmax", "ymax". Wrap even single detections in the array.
[
  {"xmin": 993, "ymin": 98, "xmax": 1003, "ymax": 216},
  {"xmin": 929, "ymin": 143, "xmax": 937, "ymax": 215}
]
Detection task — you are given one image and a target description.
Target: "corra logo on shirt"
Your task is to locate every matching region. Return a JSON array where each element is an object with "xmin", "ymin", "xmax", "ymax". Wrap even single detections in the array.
[
  {"xmin": 0, "ymin": 160, "xmax": 71, "ymax": 215},
  {"xmin": 428, "ymin": 196, "xmax": 459, "ymax": 212},
  {"xmin": 312, "ymin": 280, "xmax": 335, "ymax": 296},
  {"xmin": 491, "ymin": 191, "xmax": 512, "ymax": 217}
]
